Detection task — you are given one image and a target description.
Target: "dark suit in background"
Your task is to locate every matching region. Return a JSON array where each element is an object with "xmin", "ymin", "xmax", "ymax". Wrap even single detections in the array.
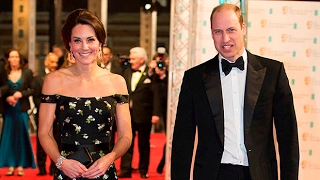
[
  {"xmin": 0, "ymin": 60, "xmax": 9, "ymax": 114},
  {"xmin": 171, "ymin": 4, "xmax": 299, "ymax": 180},
  {"xmin": 100, "ymin": 46, "xmax": 124, "ymax": 151},
  {"xmin": 119, "ymin": 47, "xmax": 161, "ymax": 178}
]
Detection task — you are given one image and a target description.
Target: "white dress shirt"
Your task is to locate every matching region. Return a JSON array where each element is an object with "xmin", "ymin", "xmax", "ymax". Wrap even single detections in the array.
[
  {"xmin": 219, "ymin": 50, "xmax": 249, "ymax": 166},
  {"xmin": 131, "ymin": 64, "xmax": 146, "ymax": 91}
]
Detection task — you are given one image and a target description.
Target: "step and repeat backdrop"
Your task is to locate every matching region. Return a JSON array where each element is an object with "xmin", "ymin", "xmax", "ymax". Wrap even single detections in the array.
[{"xmin": 247, "ymin": 1, "xmax": 320, "ymax": 178}]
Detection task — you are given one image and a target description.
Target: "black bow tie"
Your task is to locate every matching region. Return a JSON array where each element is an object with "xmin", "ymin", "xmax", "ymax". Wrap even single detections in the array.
[
  {"xmin": 132, "ymin": 69, "xmax": 141, "ymax": 73},
  {"xmin": 221, "ymin": 56, "xmax": 244, "ymax": 76}
]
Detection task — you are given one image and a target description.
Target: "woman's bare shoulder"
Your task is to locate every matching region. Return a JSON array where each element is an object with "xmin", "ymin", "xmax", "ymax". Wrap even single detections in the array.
[
  {"xmin": 98, "ymin": 71, "xmax": 128, "ymax": 94},
  {"xmin": 42, "ymin": 68, "xmax": 73, "ymax": 94}
]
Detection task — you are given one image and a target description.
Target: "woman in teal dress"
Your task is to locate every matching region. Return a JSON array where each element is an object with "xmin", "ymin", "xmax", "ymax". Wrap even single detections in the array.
[
  {"xmin": 0, "ymin": 49, "xmax": 36, "ymax": 176},
  {"xmin": 38, "ymin": 9, "xmax": 132, "ymax": 180}
]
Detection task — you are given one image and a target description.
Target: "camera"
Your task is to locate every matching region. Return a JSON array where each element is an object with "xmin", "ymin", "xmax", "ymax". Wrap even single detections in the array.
[
  {"xmin": 156, "ymin": 47, "xmax": 166, "ymax": 70},
  {"xmin": 119, "ymin": 55, "xmax": 130, "ymax": 67}
]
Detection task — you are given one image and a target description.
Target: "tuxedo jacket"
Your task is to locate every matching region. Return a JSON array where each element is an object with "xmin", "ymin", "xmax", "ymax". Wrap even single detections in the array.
[
  {"xmin": 33, "ymin": 70, "xmax": 46, "ymax": 109},
  {"xmin": 0, "ymin": 61, "xmax": 9, "ymax": 114},
  {"xmin": 123, "ymin": 66, "xmax": 161, "ymax": 123},
  {"xmin": 6, "ymin": 68, "xmax": 35, "ymax": 112},
  {"xmin": 171, "ymin": 51, "xmax": 299, "ymax": 180}
]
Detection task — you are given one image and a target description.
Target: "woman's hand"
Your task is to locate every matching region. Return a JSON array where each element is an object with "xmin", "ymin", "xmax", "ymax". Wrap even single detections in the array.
[
  {"xmin": 60, "ymin": 159, "xmax": 88, "ymax": 179},
  {"xmin": 6, "ymin": 96, "xmax": 17, "ymax": 106},
  {"xmin": 81, "ymin": 152, "xmax": 116, "ymax": 179}
]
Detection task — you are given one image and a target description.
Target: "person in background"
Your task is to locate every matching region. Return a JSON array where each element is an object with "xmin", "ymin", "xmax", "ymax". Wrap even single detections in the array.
[
  {"xmin": 61, "ymin": 51, "xmax": 76, "ymax": 68},
  {"xmin": 119, "ymin": 47, "xmax": 161, "ymax": 178},
  {"xmin": 38, "ymin": 9, "xmax": 132, "ymax": 180},
  {"xmin": 52, "ymin": 44, "xmax": 66, "ymax": 69},
  {"xmin": 100, "ymin": 46, "xmax": 123, "ymax": 75},
  {"xmin": 33, "ymin": 52, "xmax": 59, "ymax": 176},
  {"xmin": 100, "ymin": 45, "xmax": 124, "ymax": 152},
  {"xmin": 0, "ymin": 59, "xmax": 9, "ymax": 117},
  {"xmin": 0, "ymin": 49, "xmax": 36, "ymax": 176},
  {"xmin": 171, "ymin": 3, "xmax": 299, "ymax": 180},
  {"xmin": 147, "ymin": 47, "xmax": 169, "ymax": 174}
]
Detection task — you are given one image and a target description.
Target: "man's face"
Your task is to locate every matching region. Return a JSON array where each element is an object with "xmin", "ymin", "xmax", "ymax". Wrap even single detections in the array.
[
  {"xmin": 53, "ymin": 47, "xmax": 64, "ymax": 58},
  {"xmin": 45, "ymin": 54, "xmax": 58, "ymax": 72},
  {"xmin": 211, "ymin": 9, "xmax": 246, "ymax": 62},
  {"xmin": 129, "ymin": 52, "xmax": 145, "ymax": 70},
  {"xmin": 102, "ymin": 47, "xmax": 113, "ymax": 65}
]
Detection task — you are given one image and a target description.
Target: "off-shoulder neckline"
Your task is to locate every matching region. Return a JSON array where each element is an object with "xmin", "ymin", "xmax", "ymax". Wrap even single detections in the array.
[{"xmin": 44, "ymin": 94, "xmax": 129, "ymax": 99}]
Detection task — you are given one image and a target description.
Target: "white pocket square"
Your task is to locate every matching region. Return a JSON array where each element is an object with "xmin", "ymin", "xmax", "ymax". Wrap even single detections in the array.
[{"xmin": 143, "ymin": 78, "xmax": 151, "ymax": 84}]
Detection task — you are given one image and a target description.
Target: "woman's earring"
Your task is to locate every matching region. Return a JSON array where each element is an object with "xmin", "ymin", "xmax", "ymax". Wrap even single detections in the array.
[
  {"xmin": 70, "ymin": 51, "xmax": 75, "ymax": 60},
  {"xmin": 98, "ymin": 47, "xmax": 102, "ymax": 61}
]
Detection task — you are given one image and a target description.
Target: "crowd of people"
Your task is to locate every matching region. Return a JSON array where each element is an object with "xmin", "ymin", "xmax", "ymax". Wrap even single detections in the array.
[{"xmin": 0, "ymin": 8, "xmax": 169, "ymax": 180}]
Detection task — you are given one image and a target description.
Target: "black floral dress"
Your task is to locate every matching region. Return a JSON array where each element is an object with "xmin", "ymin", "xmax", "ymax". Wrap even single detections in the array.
[{"xmin": 41, "ymin": 94, "xmax": 129, "ymax": 180}]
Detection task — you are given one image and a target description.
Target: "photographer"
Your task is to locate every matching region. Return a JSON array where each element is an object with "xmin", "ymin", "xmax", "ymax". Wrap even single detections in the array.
[{"xmin": 147, "ymin": 47, "xmax": 169, "ymax": 174}]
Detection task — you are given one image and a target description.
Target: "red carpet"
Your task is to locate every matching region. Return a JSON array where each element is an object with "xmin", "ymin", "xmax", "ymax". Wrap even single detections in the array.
[{"xmin": 0, "ymin": 133, "xmax": 166, "ymax": 180}]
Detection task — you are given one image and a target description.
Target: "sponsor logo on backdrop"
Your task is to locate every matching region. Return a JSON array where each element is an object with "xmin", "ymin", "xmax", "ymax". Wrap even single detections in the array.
[
  {"xmin": 259, "ymin": 47, "xmax": 291, "ymax": 57},
  {"xmin": 303, "ymin": 104, "xmax": 320, "ymax": 113},
  {"xmin": 302, "ymin": 160, "xmax": 308, "ymax": 169},
  {"xmin": 302, "ymin": 133, "xmax": 320, "ymax": 142},
  {"xmin": 298, "ymin": 121, "xmax": 311, "ymax": 128},
  {"xmin": 281, "ymin": 34, "xmax": 312, "ymax": 43},
  {"xmin": 301, "ymin": 160, "xmax": 320, "ymax": 170},
  {"xmin": 293, "ymin": 93, "xmax": 311, "ymax": 99},
  {"xmin": 306, "ymin": 21, "xmax": 320, "ymax": 30},
  {"xmin": 281, "ymin": 6, "xmax": 313, "ymax": 16},
  {"xmin": 305, "ymin": 76, "xmax": 311, "ymax": 85},
  {"xmin": 249, "ymin": 8, "xmax": 267, "ymax": 14},
  {"xmin": 259, "ymin": 19, "xmax": 293, "ymax": 29},
  {"xmin": 285, "ymin": 63, "xmax": 310, "ymax": 71},
  {"xmin": 260, "ymin": 19, "xmax": 268, "ymax": 28},
  {"xmin": 282, "ymin": 6, "xmax": 289, "ymax": 14}
]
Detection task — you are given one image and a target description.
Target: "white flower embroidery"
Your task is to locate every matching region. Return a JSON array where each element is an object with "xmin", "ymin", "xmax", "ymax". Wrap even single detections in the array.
[
  {"xmin": 93, "ymin": 139, "xmax": 102, "ymax": 144},
  {"xmin": 73, "ymin": 124, "xmax": 81, "ymax": 134},
  {"xmin": 86, "ymin": 115, "xmax": 95, "ymax": 123},
  {"xmin": 85, "ymin": 100, "xmax": 92, "ymax": 110},
  {"xmin": 69, "ymin": 102, "xmax": 77, "ymax": 110},
  {"xmin": 83, "ymin": 134, "xmax": 89, "ymax": 139},
  {"xmin": 95, "ymin": 108, "xmax": 103, "ymax": 115},
  {"xmin": 98, "ymin": 123, "xmax": 105, "ymax": 131},
  {"xmin": 64, "ymin": 117, "xmax": 72, "ymax": 123}
]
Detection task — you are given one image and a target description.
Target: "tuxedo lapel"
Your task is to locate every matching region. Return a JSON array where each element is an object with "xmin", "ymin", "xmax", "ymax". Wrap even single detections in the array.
[
  {"xmin": 244, "ymin": 52, "xmax": 266, "ymax": 140},
  {"xmin": 202, "ymin": 56, "xmax": 224, "ymax": 146},
  {"xmin": 134, "ymin": 67, "xmax": 149, "ymax": 91},
  {"xmin": 127, "ymin": 69, "xmax": 133, "ymax": 93}
]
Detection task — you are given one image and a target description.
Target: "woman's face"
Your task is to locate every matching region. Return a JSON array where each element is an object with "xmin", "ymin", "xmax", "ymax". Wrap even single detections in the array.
[
  {"xmin": 8, "ymin": 50, "xmax": 20, "ymax": 68},
  {"xmin": 69, "ymin": 24, "xmax": 101, "ymax": 65}
]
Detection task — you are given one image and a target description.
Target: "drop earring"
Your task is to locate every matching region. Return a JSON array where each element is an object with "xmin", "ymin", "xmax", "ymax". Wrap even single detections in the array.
[
  {"xmin": 70, "ymin": 49, "xmax": 75, "ymax": 60},
  {"xmin": 98, "ymin": 47, "xmax": 102, "ymax": 61}
]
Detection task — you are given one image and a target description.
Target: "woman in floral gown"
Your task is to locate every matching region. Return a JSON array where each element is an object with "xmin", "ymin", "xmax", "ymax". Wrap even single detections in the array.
[{"xmin": 38, "ymin": 9, "xmax": 132, "ymax": 180}]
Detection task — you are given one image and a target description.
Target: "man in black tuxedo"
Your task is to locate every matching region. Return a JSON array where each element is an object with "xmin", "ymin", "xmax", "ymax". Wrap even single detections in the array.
[
  {"xmin": 171, "ymin": 3, "xmax": 299, "ymax": 180},
  {"xmin": 119, "ymin": 47, "xmax": 161, "ymax": 178},
  {"xmin": 33, "ymin": 52, "xmax": 59, "ymax": 176},
  {"xmin": 0, "ymin": 59, "xmax": 9, "ymax": 120}
]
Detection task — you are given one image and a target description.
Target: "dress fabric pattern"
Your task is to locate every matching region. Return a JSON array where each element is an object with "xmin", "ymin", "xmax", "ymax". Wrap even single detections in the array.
[
  {"xmin": 41, "ymin": 94, "xmax": 129, "ymax": 180},
  {"xmin": 0, "ymin": 78, "xmax": 36, "ymax": 168}
]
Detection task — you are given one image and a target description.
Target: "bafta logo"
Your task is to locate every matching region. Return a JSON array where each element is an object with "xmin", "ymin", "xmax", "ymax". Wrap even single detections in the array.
[
  {"xmin": 260, "ymin": 19, "xmax": 267, "ymax": 28},
  {"xmin": 282, "ymin": 6, "xmax": 289, "ymax": 14}
]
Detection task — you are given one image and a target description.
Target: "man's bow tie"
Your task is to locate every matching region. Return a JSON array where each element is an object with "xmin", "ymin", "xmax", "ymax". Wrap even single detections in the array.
[
  {"xmin": 221, "ymin": 56, "xmax": 244, "ymax": 76},
  {"xmin": 132, "ymin": 69, "xmax": 141, "ymax": 73}
]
